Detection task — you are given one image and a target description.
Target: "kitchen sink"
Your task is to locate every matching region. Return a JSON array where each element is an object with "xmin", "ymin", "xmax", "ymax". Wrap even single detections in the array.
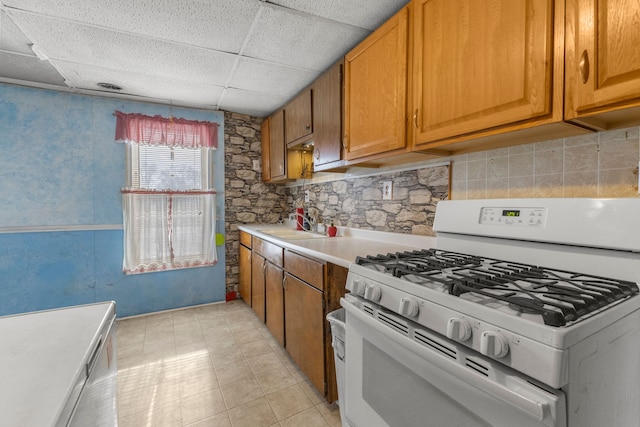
[{"xmin": 260, "ymin": 228, "xmax": 329, "ymax": 240}]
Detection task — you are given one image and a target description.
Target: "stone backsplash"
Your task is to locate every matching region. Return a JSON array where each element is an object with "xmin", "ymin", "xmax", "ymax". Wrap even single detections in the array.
[
  {"xmin": 223, "ymin": 112, "xmax": 286, "ymax": 294},
  {"xmin": 223, "ymin": 112, "xmax": 450, "ymax": 295},
  {"xmin": 286, "ymin": 166, "xmax": 449, "ymax": 236}
]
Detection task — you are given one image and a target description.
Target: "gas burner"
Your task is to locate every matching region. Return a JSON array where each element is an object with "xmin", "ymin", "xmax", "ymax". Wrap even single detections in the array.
[
  {"xmin": 357, "ymin": 248, "xmax": 639, "ymax": 327},
  {"xmin": 507, "ymin": 297, "xmax": 545, "ymax": 314}
]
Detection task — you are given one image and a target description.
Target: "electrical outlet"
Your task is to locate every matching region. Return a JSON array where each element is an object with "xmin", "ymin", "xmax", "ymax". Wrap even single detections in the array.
[
  {"xmin": 304, "ymin": 189, "xmax": 310, "ymax": 203},
  {"xmin": 383, "ymin": 181, "xmax": 393, "ymax": 200},
  {"xmin": 252, "ymin": 159, "xmax": 261, "ymax": 171}
]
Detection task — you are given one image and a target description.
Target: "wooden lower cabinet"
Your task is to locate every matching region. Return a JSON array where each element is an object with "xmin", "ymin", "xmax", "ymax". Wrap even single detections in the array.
[
  {"xmin": 265, "ymin": 263, "xmax": 285, "ymax": 346},
  {"xmin": 251, "ymin": 252, "xmax": 266, "ymax": 322},
  {"xmin": 243, "ymin": 233, "xmax": 347, "ymax": 402},
  {"xmin": 284, "ymin": 272, "xmax": 325, "ymax": 394},
  {"xmin": 238, "ymin": 232, "xmax": 252, "ymax": 305}
]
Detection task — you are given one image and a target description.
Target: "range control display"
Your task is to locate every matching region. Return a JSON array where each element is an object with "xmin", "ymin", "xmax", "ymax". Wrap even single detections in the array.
[{"xmin": 480, "ymin": 207, "xmax": 546, "ymax": 227}]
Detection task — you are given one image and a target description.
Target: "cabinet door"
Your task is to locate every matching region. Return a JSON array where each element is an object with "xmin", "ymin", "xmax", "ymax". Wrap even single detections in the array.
[
  {"xmin": 413, "ymin": 0, "xmax": 555, "ymax": 146},
  {"xmin": 260, "ymin": 118, "xmax": 271, "ymax": 182},
  {"xmin": 313, "ymin": 60, "xmax": 343, "ymax": 168},
  {"xmin": 251, "ymin": 252, "xmax": 266, "ymax": 322},
  {"xmin": 238, "ymin": 244, "xmax": 252, "ymax": 305},
  {"xmin": 265, "ymin": 263, "xmax": 285, "ymax": 346},
  {"xmin": 269, "ymin": 109, "xmax": 286, "ymax": 181},
  {"xmin": 284, "ymin": 273, "xmax": 325, "ymax": 395},
  {"xmin": 565, "ymin": 0, "xmax": 640, "ymax": 127},
  {"xmin": 344, "ymin": 6, "xmax": 408, "ymax": 160},
  {"xmin": 285, "ymin": 89, "xmax": 313, "ymax": 144}
]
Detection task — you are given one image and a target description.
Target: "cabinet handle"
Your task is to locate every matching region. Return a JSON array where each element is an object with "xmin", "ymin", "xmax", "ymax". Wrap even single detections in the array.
[
  {"xmin": 342, "ymin": 135, "xmax": 348, "ymax": 149},
  {"xmin": 282, "ymin": 275, "xmax": 287, "ymax": 290},
  {"xmin": 262, "ymin": 259, "xmax": 267, "ymax": 275},
  {"xmin": 413, "ymin": 109, "xmax": 419, "ymax": 129},
  {"xmin": 579, "ymin": 50, "xmax": 590, "ymax": 84},
  {"xmin": 315, "ymin": 148, "xmax": 320, "ymax": 160},
  {"xmin": 305, "ymin": 124, "xmax": 311, "ymax": 130}
]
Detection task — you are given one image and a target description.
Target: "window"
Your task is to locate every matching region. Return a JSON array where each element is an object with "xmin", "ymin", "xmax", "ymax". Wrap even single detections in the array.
[{"xmin": 115, "ymin": 111, "xmax": 218, "ymax": 274}]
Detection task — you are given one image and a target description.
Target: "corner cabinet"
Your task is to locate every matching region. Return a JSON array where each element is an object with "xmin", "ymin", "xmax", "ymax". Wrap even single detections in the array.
[
  {"xmin": 565, "ymin": 0, "xmax": 640, "ymax": 129},
  {"xmin": 268, "ymin": 109, "xmax": 287, "ymax": 181},
  {"xmin": 238, "ymin": 231, "xmax": 252, "ymax": 305},
  {"xmin": 344, "ymin": 6, "xmax": 409, "ymax": 160},
  {"xmin": 260, "ymin": 118, "xmax": 271, "ymax": 182}
]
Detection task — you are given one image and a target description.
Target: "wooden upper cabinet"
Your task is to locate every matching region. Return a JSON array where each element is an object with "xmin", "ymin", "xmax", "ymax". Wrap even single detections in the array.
[
  {"xmin": 344, "ymin": 6, "xmax": 409, "ymax": 160},
  {"xmin": 269, "ymin": 109, "xmax": 286, "ymax": 181},
  {"xmin": 565, "ymin": 0, "xmax": 640, "ymax": 129},
  {"xmin": 285, "ymin": 89, "xmax": 313, "ymax": 145},
  {"xmin": 412, "ymin": 0, "xmax": 559, "ymax": 149},
  {"xmin": 260, "ymin": 118, "xmax": 271, "ymax": 182},
  {"xmin": 312, "ymin": 60, "xmax": 343, "ymax": 169}
]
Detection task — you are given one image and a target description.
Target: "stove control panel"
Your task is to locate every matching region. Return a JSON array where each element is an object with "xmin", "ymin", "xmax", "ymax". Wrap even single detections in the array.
[
  {"xmin": 446, "ymin": 317, "xmax": 472, "ymax": 342},
  {"xmin": 479, "ymin": 207, "xmax": 547, "ymax": 227},
  {"xmin": 480, "ymin": 331, "xmax": 510, "ymax": 358}
]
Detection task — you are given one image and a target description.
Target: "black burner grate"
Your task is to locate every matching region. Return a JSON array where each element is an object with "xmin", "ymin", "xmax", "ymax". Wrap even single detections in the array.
[{"xmin": 356, "ymin": 249, "xmax": 639, "ymax": 326}]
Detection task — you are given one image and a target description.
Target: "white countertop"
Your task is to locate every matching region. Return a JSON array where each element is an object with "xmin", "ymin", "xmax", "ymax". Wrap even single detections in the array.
[
  {"xmin": 0, "ymin": 302, "xmax": 115, "ymax": 426},
  {"xmin": 238, "ymin": 224, "xmax": 437, "ymax": 268}
]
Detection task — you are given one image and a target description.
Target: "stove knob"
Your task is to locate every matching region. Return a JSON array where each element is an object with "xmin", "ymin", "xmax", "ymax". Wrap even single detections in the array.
[
  {"xmin": 349, "ymin": 279, "xmax": 366, "ymax": 296},
  {"xmin": 480, "ymin": 331, "xmax": 509, "ymax": 358},
  {"xmin": 446, "ymin": 318, "xmax": 471, "ymax": 342},
  {"xmin": 399, "ymin": 298, "xmax": 419, "ymax": 317},
  {"xmin": 364, "ymin": 284, "xmax": 382, "ymax": 302}
]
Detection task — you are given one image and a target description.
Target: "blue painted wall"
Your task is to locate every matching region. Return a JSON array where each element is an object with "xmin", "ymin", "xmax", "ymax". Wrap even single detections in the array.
[{"xmin": 0, "ymin": 84, "xmax": 226, "ymax": 317}]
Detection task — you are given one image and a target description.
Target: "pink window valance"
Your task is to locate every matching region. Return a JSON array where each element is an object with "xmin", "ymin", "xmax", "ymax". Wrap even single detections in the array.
[{"xmin": 114, "ymin": 111, "xmax": 218, "ymax": 149}]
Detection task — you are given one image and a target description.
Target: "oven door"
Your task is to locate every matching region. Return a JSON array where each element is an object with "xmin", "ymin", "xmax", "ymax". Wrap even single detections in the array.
[{"xmin": 342, "ymin": 298, "xmax": 566, "ymax": 427}]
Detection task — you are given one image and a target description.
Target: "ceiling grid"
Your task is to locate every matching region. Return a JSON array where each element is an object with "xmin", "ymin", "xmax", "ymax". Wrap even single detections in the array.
[{"xmin": 0, "ymin": 0, "xmax": 409, "ymax": 117}]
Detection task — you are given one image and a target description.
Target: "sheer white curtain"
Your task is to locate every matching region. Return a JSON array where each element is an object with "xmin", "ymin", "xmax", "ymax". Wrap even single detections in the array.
[{"xmin": 122, "ymin": 191, "xmax": 216, "ymax": 273}]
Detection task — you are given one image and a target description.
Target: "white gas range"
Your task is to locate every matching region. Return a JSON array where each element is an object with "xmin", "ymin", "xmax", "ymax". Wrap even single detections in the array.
[{"xmin": 340, "ymin": 198, "xmax": 640, "ymax": 427}]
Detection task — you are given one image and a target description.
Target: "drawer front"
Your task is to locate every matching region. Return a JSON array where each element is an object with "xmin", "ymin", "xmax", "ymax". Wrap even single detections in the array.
[
  {"xmin": 284, "ymin": 250, "xmax": 324, "ymax": 291},
  {"xmin": 252, "ymin": 236, "xmax": 283, "ymax": 267},
  {"xmin": 240, "ymin": 230, "xmax": 252, "ymax": 248}
]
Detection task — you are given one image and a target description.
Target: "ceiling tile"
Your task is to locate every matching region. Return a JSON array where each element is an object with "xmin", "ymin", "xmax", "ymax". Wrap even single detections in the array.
[
  {"xmin": 59, "ymin": 61, "xmax": 224, "ymax": 107},
  {"xmin": 0, "ymin": 52, "xmax": 66, "ymax": 85},
  {"xmin": 229, "ymin": 58, "xmax": 321, "ymax": 97},
  {"xmin": 243, "ymin": 5, "xmax": 369, "ymax": 71},
  {"xmin": 2, "ymin": 0, "xmax": 261, "ymax": 53},
  {"xmin": 0, "ymin": 11, "xmax": 34, "ymax": 54},
  {"xmin": 269, "ymin": 0, "xmax": 410, "ymax": 31},
  {"xmin": 218, "ymin": 88, "xmax": 289, "ymax": 118},
  {"xmin": 8, "ymin": 10, "xmax": 237, "ymax": 86}
]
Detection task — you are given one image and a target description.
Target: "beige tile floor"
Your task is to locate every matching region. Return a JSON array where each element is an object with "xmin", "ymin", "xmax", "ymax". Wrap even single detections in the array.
[{"xmin": 116, "ymin": 299, "xmax": 342, "ymax": 427}]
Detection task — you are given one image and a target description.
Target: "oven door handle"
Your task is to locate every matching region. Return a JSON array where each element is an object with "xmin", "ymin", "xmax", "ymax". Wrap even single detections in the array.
[{"xmin": 342, "ymin": 299, "xmax": 553, "ymax": 423}]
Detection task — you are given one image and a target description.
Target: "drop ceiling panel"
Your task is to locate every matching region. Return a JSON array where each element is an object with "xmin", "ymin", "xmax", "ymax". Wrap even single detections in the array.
[
  {"xmin": 2, "ymin": 0, "xmax": 260, "ymax": 53},
  {"xmin": 270, "ymin": 0, "xmax": 410, "ymax": 31},
  {"xmin": 0, "ymin": 52, "xmax": 66, "ymax": 85},
  {"xmin": 243, "ymin": 5, "xmax": 369, "ymax": 71},
  {"xmin": 229, "ymin": 57, "xmax": 321, "ymax": 97},
  {"xmin": 60, "ymin": 61, "xmax": 225, "ymax": 107},
  {"xmin": 219, "ymin": 88, "xmax": 289, "ymax": 118},
  {"xmin": 0, "ymin": 0, "xmax": 409, "ymax": 116},
  {"xmin": 0, "ymin": 10, "xmax": 32, "ymax": 54},
  {"xmin": 8, "ymin": 10, "xmax": 237, "ymax": 86}
]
